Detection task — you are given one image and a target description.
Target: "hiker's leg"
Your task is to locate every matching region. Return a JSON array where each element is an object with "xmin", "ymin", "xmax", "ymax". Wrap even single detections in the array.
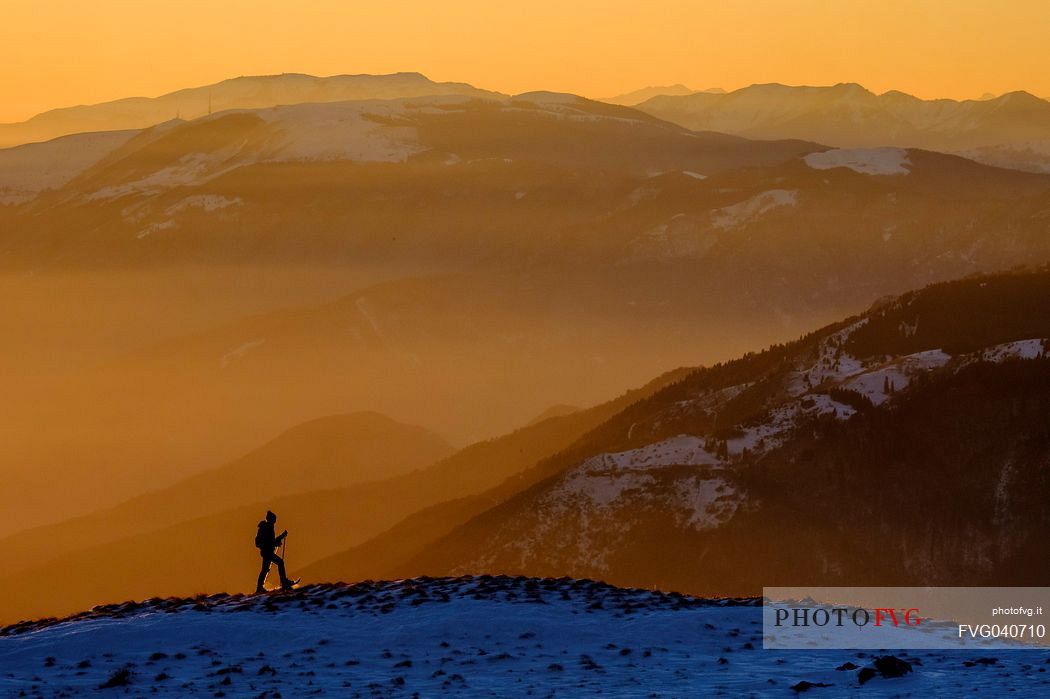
[
  {"xmin": 271, "ymin": 552, "xmax": 288, "ymax": 583},
  {"xmin": 257, "ymin": 554, "xmax": 272, "ymax": 590}
]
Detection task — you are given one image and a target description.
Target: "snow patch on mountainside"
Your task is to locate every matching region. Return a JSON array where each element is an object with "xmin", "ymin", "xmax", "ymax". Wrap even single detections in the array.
[
  {"xmin": 711, "ymin": 189, "xmax": 798, "ymax": 230},
  {"xmin": 166, "ymin": 194, "xmax": 242, "ymax": 214},
  {"xmin": 804, "ymin": 148, "xmax": 911, "ymax": 175},
  {"xmin": 726, "ymin": 392, "xmax": 858, "ymax": 458},
  {"xmin": 583, "ymin": 435, "xmax": 721, "ymax": 470},
  {"xmin": 789, "ymin": 320, "xmax": 868, "ymax": 395},
  {"xmin": 257, "ymin": 100, "xmax": 426, "ymax": 163},
  {"xmin": 90, "ymin": 153, "xmax": 226, "ymax": 200},
  {"xmin": 980, "ymin": 338, "xmax": 1046, "ymax": 362},
  {"xmin": 136, "ymin": 220, "xmax": 175, "ymax": 240},
  {"xmin": 844, "ymin": 349, "xmax": 952, "ymax": 405},
  {"xmin": 0, "ymin": 130, "xmax": 137, "ymax": 204}
]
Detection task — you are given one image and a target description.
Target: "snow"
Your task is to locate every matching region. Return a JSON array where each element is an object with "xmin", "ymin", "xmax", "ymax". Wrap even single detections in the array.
[
  {"xmin": 553, "ymin": 467, "xmax": 656, "ymax": 509},
  {"xmin": 166, "ymin": 194, "xmax": 243, "ymax": 214},
  {"xmin": 220, "ymin": 339, "xmax": 265, "ymax": 368},
  {"xmin": 546, "ymin": 434, "xmax": 733, "ymax": 523},
  {"xmin": 725, "ymin": 393, "xmax": 856, "ymax": 459},
  {"xmin": 90, "ymin": 153, "xmax": 224, "ymax": 200},
  {"xmin": 980, "ymin": 338, "xmax": 1046, "ymax": 362},
  {"xmin": 84, "ymin": 98, "xmax": 447, "ymax": 200},
  {"xmin": 804, "ymin": 148, "xmax": 912, "ymax": 176},
  {"xmin": 844, "ymin": 349, "xmax": 952, "ymax": 405},
  {"xmin": 1, "ymin": 578, "xmax": 1043, "ymax": 697},
  {"xmin": 0, "ymin": 130, "xmax": 136, "ymax": 204},
  {"xmin": 507, "ymin": 437, "xmax": 740, "ymax": 569},
  {"xmin": 788, "ymin": 320, "xmax": 868, "ymax": 395},
  {"xmin": 711, "ymin": 189, "xmax": 798, "ymax": 230},
  {"xmin": 136, "ymin": 220, "xmax": 175, "ymax": 240},
  {"xmin": 582, "ymin": 435, "xmax": 720, "ymax": 471},
  {"xmin": 258, "ymin": 100, "xmax": 426, "ymax": 164},
  {"xmin": 673, "ymin": 476, "xmax": 738, "ymax": 529},
  {"xmin": 682, "ymin": 170, "xmax": 707, "ymax": 180}
]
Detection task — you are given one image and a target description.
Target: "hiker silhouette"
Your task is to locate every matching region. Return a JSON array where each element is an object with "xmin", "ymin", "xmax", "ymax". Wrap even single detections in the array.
[{"xmin": 255, "ymin": 510, "xmax": 295, "ymax": 592}]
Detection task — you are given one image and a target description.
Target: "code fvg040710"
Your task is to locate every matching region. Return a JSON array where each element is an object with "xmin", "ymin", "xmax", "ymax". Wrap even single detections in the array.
[{"xmin": 959, "ymin": 624, "xmax": 1046, "ymax": 639}]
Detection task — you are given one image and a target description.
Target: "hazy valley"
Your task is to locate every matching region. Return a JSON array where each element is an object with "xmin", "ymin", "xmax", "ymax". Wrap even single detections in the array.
[{"xmin": 1, "ymin": 72, "xmax": 1049, "ymax": 626}]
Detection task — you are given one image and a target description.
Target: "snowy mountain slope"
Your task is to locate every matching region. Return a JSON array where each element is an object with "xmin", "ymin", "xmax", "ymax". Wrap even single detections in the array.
[
  {"xmin": 0, "ymin": 371, "xmax": 686, "ymax": 623},
  {"xmin": 0, "ymin": 72, "xmax": 501, "ymax": 148},
  {"xmin": 2, "ymin": 577, "xmax": 1045, "ymax": 697},
  {"xmin": 41, "ymin": 92, "xmax": 815, "ymax": 207},
  {"xmin": 0, "ymin": 129, "xmax": 138, "ymax": 204},
  {"xmin": 330, "ymin": 270, "xmax": 1050, "ymax": 594},
  {"xmin": 637, "ymin": 83, "xmax": 1050, "ymax": 172}
]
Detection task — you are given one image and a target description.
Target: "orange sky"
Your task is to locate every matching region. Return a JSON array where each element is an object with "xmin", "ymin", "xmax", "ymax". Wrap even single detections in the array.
[{"xmin": 2, "ymin": 0, "xmax": 1048, "ymax": 123}]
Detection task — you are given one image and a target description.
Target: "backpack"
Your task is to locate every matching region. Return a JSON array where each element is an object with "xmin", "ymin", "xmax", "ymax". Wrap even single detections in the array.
[{"xmin": 254, "ymin": 522, "xmax": 267, "ymax": 549}]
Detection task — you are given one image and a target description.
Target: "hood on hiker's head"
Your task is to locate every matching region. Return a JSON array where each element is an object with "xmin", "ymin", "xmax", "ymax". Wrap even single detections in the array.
[{"xmin": 266, "ymin": 510, "xmax": 276, "ymax": 523}]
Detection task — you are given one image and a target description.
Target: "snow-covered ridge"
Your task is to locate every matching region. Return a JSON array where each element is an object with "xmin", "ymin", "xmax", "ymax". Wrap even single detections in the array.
[
  {"xmin": 804, "ymin": 147, "xmax": 911, "ymax": 175},
  {"xmin": 523, "ymin": 324, "xmax": 1046, "ymax": 559},
  {"xmin": 2, "ymin": 576, "xmax": 1041, "ymax": 697},
  {"xmin": 980, "ymin": 338, "xmax": 1046, "ymax": 362}
]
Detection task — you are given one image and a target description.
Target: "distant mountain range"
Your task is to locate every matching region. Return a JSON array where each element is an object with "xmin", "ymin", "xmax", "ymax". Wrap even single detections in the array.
[
  {"xmin": 635, "ymin": 82, "xmax": 1050, "ymax": 172},
  {"xmin": 305, "ymin": 269, "xmax": 1050, "ymax": 594},
  {"xmin": 600, "ymin": 84, "xmax": 724, "ymax": 106},
  {"xmin": 0, "ymin": 72, "xmax": 500, "ymax": 148},
  {"xmin": 2, "ymin": 86, "xmax": 1050, "ymax": 534}
]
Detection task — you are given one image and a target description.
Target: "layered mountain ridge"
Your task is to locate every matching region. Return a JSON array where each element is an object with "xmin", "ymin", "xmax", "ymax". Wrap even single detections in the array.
[
  {"xmin": 305, "ymin": 269, "xmax": 1050, "ymax": 594},
  {"xmin": 635, "ymin": 82, "xmax": 1050, "ymax": 172}
]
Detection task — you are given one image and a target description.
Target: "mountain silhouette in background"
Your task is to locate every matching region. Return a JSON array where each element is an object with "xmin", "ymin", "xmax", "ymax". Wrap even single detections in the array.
[
  {"xmin": 0, "ymin": 413, "xmax": 450, "ymax": 579},
  {"xmin": 0, "ymin": 72, "xmax": 501, "ymax": 148},
  {"xmin": 0, "ymin": 372, "xmax": 683, "ymax": 621},
  {"xmin": 636, "ymin": 82, "xmax": 1050, "ymax": 172},
  {"xmin": 600, "ymin": 84, "xmax": 702, "ymax": 105}
]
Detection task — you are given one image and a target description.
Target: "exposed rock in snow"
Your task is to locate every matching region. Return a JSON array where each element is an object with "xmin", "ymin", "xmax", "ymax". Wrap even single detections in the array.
[{"xmin": 804, "ymin": 148, "xmax": 911, "ymax": 176}]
